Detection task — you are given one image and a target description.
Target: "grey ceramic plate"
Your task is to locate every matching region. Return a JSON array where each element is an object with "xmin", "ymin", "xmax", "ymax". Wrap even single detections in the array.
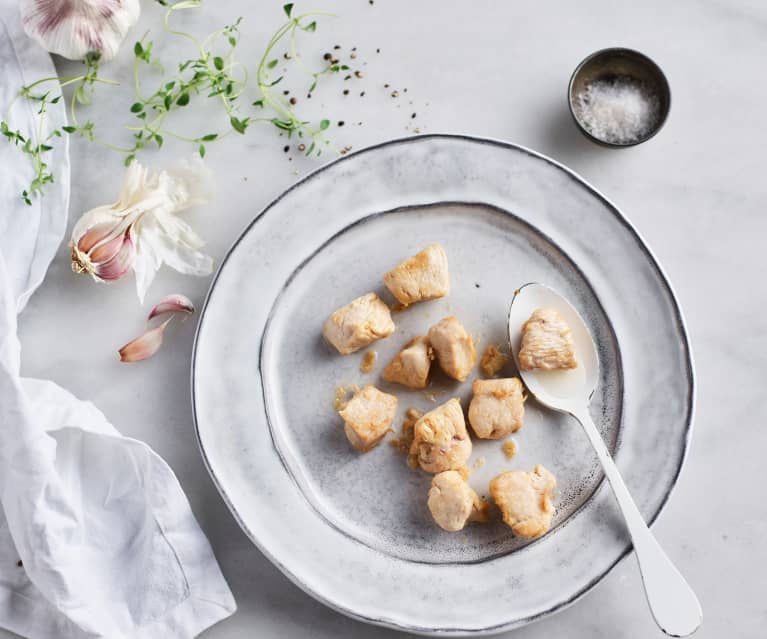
[{"xmin": 192, "ymin": 135, "xmax": 694, "ymax": 635}]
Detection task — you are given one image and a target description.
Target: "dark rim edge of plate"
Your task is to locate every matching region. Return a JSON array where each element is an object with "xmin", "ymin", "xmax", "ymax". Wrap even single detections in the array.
[{"xmin": 189, "ymin": 133, "xmax": 696, "ymax": 636}]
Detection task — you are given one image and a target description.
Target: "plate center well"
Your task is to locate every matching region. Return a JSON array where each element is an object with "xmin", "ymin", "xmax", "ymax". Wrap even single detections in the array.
[{"xmin": 261, "ymin": 203, "xmax": 622, "ymax": 564}]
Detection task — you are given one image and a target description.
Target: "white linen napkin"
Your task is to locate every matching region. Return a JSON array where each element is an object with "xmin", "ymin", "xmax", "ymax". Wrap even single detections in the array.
[{"xmin": 0, "ymin": 3, "xmax": 236, "ymax": 638}]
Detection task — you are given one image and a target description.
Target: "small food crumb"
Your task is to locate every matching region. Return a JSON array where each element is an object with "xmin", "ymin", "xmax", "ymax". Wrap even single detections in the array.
[
  {"xmin": 502, "ymin": 439, "xmax": 518, "ymax": 460},
  {"xmin": 16, "ymin": 560, "xmax": 22, "ymax": 568},
  {"xmin": 334, "ymin": 385, "xmax": 353, "ymax": 411},
  {"xmin": 391, "ymin": 90, "xmax": 399, "ymax": 98},
  {"xmin": 480, "ymin": 344, "xmax": 508, "ymax": 377},
  {"xmin": 389, "ymin": 408, "xmax": 423, "ymax": 468},
  {"xmin": 297, "ymin": 143, "xmax": 306, "ymax": 152},
  {"xmin": 473, "ymin": 456, "xmax": 486, "ymax": 469},
  {"xmin": 360, "ymin": 350, "xmax": 377, "ymax": 373}
]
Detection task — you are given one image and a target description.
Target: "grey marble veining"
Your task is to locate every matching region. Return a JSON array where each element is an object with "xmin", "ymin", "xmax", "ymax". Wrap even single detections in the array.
[{"xmin": 8, "ymin": 0, "xmax": 766, "ymax": 637}]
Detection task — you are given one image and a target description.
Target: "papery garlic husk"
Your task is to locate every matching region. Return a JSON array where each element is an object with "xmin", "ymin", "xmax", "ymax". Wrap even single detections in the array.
[
  {"xmin": 70, "ymin": 156, "xmax": 214, "ymax": 303},
  {"xmin": 20, "ymin": 0, "xmax": 141, "ymax": 62},
  {"xmin": 118, "ymin": 318, "xmax": 172, "ymax": 363}
]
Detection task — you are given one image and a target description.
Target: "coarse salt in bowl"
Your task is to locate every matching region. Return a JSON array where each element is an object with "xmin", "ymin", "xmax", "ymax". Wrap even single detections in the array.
[{"xmin": 568, "ymin": 48, "xmax": 671, "ymax": 147}]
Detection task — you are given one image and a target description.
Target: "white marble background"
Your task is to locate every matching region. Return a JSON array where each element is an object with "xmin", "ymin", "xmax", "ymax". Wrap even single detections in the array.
[{"xmin": 8, "ymin": 0, "xmax": 766, "ymax": 637}]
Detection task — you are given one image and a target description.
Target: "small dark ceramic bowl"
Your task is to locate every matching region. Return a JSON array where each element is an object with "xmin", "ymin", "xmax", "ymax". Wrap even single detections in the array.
[{"xmin": 568, "ymin": 47, "xmax": 671, "ymax": 147}]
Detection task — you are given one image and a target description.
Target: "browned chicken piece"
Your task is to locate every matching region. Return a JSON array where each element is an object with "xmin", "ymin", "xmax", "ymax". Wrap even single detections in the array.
[
  {"xmin": 410, "ymin": 398, "xmax": 472, "ymax": 473},
  {"xmin": 427, "ymin": 470, "xmax": 489, "ymax": 532},
  {"xmin": 382, "ymin": 336, "xmax": 433, "ymax": 389},
  {"xmin": 338, "ymin": 385, "xmax": 398, "ymax": 452},
  {"xmin": 518, "ymin": 308, "xmax": 577, "ymax": 370},
  {"xmin": 383, "ymin": 243, "xmax": 450, "ymax": 306},
  {"xmin": 468, "ymin": 378, "xmax": 525, "ymax": 439},
  {"xmin": 323, "ymin": 293, "xmax": 395, "ymax": 355},
  {"xmin": 489, "ymin": 465, "xmax": 556, "ymax": 539},
  {"xmin": 428, "ymin": 316, "xmax": 476, "ymax": 382},
  {"xmin": 480, "ymin": 344, "xmax": 507, "ymax": 377}
]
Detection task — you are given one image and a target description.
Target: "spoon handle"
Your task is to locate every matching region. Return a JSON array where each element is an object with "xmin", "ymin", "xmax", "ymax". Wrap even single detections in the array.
[{"xmin": 571, "ymin": 405, "xmax": 702, "ymax": 637}]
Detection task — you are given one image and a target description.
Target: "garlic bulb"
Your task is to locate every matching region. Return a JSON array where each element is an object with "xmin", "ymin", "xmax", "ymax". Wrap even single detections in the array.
[
  {"xmin": 71, "ymin": 157, "xmax": 214, "ymax": 303},
  {"xmin": 20, "ymin": 0, "xmax": 141, "ymax": 62}
]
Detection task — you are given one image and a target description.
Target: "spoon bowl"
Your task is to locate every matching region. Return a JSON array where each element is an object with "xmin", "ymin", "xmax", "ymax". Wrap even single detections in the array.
[
  {"xmin": 508, "ymin": 282, "xmax": 598, "ymax": 411},
  {"xmin": 507, "ymin": 282, "xmax": 702, "ymax": 637}
]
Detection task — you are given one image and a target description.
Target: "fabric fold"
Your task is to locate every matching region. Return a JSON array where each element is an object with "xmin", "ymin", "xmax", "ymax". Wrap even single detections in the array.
[{"xmin": 0, "ymin": 1, "xmax": 236, "ymax": 637}]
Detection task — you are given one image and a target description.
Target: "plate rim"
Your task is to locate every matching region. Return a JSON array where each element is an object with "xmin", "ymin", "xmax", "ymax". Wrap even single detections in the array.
[{"xmin": 190, "ymin": 133, "xmax": 696, "ymax": 635}]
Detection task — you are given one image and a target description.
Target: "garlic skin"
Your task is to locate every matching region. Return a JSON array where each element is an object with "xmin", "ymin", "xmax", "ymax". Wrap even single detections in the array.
[
  {"xmin": 20, "ymin": 0, "xmax": 141, "ymax": 62},
  {"xmin": 70, "ymin": 157, "xmax": 214, "ymax": 303}
]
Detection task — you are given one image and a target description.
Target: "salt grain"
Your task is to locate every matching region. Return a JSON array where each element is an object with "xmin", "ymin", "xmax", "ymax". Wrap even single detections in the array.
[{"xmin": 574, "ymin": 76, "xmax": 660, "ymax": 144}]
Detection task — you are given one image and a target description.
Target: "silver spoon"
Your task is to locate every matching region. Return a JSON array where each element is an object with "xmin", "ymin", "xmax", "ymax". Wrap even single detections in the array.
[{"xmin": 508, "ymin": 282, "xmax": 701, "ymax": 637}]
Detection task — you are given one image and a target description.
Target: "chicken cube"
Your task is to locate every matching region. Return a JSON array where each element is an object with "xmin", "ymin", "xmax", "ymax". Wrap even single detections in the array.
[
  {"xmin": 427, "ymin": 470, "xmax": 489, "ymax": 532},
  {"xmin": 428, "ymin": 316, "xmax": 476, "ymax": 382},
  {"xmin": 468, "ymin": 378, "xmax": 525, "ymax": 439},
  {"xmin": 383, "ymin": 243, "xmax": 450, "ymax": 306},
  {"xmin": 489, "ymin": 465, "xmax": 557, "ymax": 539},
  {"xmin": 410, "ymin": 398, "xmax": 472, "ymax": 473},
  {"xmin": 382, "ymin": 336, "xmax": 433, "ymax": 389},
  {"xmin": 338, "ymin": 385, "xmax": 398, "ymax": 452},
  {"xmin": 323, "ymin": 292, "xmax": 395, "ymax": 355},
  {"xmin": 518, "ymin": 308, "xmax": 577, "ymax": 370}
]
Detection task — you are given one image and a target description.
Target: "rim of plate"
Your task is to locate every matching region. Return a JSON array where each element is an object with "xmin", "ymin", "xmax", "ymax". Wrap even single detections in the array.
[{"xmin": 191, "ymin": 133, "xmax": 696, "ymax": 635}]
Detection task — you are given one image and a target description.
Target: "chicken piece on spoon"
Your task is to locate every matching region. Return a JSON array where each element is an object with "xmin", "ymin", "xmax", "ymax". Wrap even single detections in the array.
[{"xmin": 518, "ymin": 307, "xmax": 577, "ymax": 370}]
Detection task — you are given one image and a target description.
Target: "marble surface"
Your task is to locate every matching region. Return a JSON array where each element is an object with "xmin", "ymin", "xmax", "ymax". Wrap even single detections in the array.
[{"xmin": 8, "ymin": 0, "xmax": 766, "ymax": 637}]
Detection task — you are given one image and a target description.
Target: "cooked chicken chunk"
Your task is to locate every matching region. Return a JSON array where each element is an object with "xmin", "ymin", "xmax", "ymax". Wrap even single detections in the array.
[
  {"xmin": 480, "ymin": 344, "xmax": 507, "ymax": 377},
  {"xmin": 468, "ymin": 378, "xmax": 525, "ymax": 439},
  {"xmin": 518, "ymin": 308, "xmax": 577, "ymax": 370},
  {"xmin": 410, "ymin": 398, "xmax": 472, "ymax": 473},
  {"xmin": 428, "ymin": 316, "xmax": 476, "ymax": 382},
  {"xmin": 383, "ymin": 243, "xmax": 450, "ymax": 306},
  {"xmin": 323, "ymin": 293, "xmax": 395, "ymax": 355},
  {"xmin": 490, "ymin": 465, "xmax": 556, "ymax": 539},
  {"xmin": 382, "ymin": 336, "xmax": 433, "ymax": 389},
  {"xmin": 427, "ymin": 470, "xmax": 489, "ymax": 532},
  {"xmin": 338, "ymin": 385, "xmax": 398, "ymax": 452}
]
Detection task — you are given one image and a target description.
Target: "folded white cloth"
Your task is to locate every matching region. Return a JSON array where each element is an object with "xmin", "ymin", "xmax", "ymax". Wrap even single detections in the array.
[{"xmin": 0, "ymin": 3, "xmax": 236, "ymax": 638}]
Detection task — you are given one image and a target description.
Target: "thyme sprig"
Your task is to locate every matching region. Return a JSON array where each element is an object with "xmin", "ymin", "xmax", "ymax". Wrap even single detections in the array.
[
  {"xmin": 253, "ymin": 3, "xmax": 338, "ymax": 156},
  {"xmin": 1, "ymin": 52, "xmax": 119, "ymax": 204},
  {"xmin": 0, "ymin": 1, "xmax": 342, "ymax": 204}
]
